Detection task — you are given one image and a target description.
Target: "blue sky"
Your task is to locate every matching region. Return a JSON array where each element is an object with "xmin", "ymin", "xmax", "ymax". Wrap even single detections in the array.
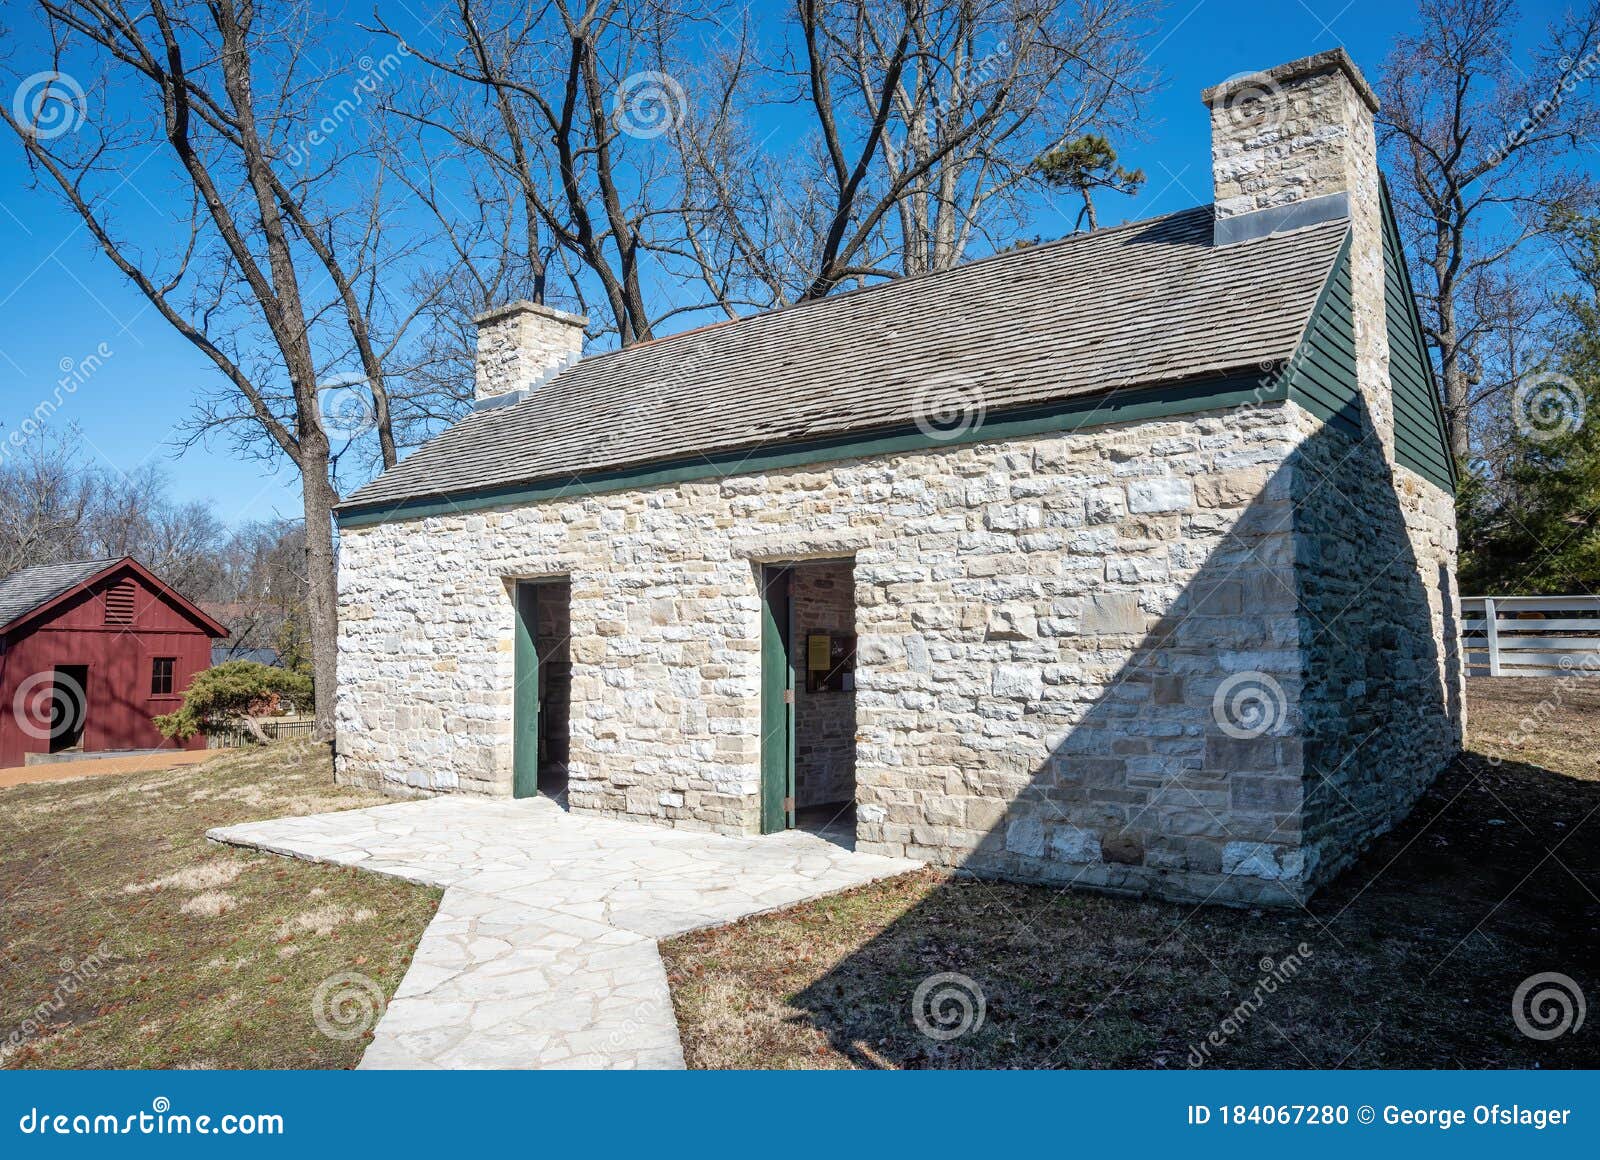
[{"xmin": 0, "ymin": 0, "xmax": 1576, "ymax": 527}]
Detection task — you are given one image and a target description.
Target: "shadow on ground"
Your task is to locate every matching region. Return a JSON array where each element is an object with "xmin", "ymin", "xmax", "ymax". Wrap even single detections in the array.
[{"xmin": 663, "ymin": 727, "xmax": 1598, "ymax": 1068}]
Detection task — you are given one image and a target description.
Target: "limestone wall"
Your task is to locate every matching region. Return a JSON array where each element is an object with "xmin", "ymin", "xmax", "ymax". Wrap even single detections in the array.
[
  {"xmin": 337, "ymin": 401, "xmax": 1323, "ymax": 904},
  {"xmin": 1290, "ymin": 400, "xmax": 1463, "ymax": 890}
]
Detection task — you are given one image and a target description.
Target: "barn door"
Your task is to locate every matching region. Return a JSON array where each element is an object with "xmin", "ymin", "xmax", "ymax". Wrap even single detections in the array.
[
  {"xmin": 759, "ymin": 565, "xmax": 795, "ymax": 833},
  {"xmin": 512, "ymin": 582, "xmax": 540, "ymax": 798}
]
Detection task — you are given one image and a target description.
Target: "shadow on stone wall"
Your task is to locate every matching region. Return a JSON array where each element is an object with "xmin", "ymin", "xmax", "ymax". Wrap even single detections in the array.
[{"xmin": 794, "ymin": 400, "xmax": 1462, "ymax": 1063}]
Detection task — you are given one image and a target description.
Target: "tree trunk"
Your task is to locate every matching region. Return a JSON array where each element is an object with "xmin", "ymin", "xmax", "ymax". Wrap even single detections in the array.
[
  {"xmin": 299, "ymin": 451, "xmax": 340, "ymax": 747},
  {"xmin": 1436, "ymin": 273, "xmax": 1469, "ymax": 459}
]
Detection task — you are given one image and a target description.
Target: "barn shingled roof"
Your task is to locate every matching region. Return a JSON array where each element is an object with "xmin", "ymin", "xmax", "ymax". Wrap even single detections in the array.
[
  {"xmin": 0, "ymin": 558, "xmax": 123, "ymax": 633},
  {"xmin": 339, "ymin": 205, "xmax": 1349, "ymax": 516}
]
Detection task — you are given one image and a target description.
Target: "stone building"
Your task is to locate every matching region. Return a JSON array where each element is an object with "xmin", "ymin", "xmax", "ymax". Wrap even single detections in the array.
[{"xmin": 334, "ymin": 50, "xmax": 1463, "ymax": 906}]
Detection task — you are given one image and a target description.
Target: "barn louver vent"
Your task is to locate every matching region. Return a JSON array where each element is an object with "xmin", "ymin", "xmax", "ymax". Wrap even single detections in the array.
[{"xmin": 104, "ymin": 580, "xmax": 136, "ymax": 625}]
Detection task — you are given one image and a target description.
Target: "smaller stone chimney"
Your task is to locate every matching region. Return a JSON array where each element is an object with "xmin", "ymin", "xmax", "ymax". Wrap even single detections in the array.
[
  {"xmin": 472, "ymin": 300, "xmax": 587, "ymax": 407},
  {"xmin": 1203, "ymin": 49, "xmax": 1380, "ymax": 246}
]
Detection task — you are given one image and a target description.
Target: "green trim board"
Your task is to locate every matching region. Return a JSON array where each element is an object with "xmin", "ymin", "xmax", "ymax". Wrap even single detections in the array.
[
  {"xmin": 1281, "ymin": 232, "xmax": 1360, "ymax": 436},
  {"xmin": 1380, "ymin": 180, "xmax": 1457, "ymax": 493},
  {"xmin": 338, "ymin": 371, "xmax": 1291, "ymax": 528},
  {"xmin": 759, "ymin": 565, "xmax": 795, "ymax": 834}
]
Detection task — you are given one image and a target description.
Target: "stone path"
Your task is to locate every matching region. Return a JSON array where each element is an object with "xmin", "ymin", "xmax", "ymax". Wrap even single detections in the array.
[{"xmin": 209, "ymin": 796, "xmax": 918, "ymax": 1069}]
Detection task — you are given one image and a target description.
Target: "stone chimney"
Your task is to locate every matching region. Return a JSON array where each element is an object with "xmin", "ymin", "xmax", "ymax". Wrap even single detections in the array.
[
  {"xmin": 1203, "ymin": 49, "xmax": 1379, "ymax": 243},
  {"xmin": 472, "ymin": 300, "xmax": 587, "ymax": 407},
  {"xmin": 1204, "ymin": 49, "xmax": 1393, "ymax": 457}
]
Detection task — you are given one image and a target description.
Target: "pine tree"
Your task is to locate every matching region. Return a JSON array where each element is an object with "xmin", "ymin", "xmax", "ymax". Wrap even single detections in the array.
[
  {"xmin": 1459, "ymin": 216, "xmax": 1600, "ymax": 594},
  {"xmin": 1034, "ymin": 134, "xmax": 1145, "ymax": 232}
]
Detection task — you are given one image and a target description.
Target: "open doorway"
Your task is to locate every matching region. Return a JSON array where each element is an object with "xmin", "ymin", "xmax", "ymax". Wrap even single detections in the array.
[
  {"xmin": 759, "ymin": 560, "xmax": 857, "ymax": 845},
  {"xmin": 49, "ymin": 665, "xmax": 88, "ymax": 753},
  {"xmin": 511, "ymin": 580, "xmax": 571, "ymax": 804}
]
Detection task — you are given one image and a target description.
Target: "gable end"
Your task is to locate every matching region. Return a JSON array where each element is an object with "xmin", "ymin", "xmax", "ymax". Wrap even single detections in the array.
[
  {"xmin": 1381, "ymin": 181, "xmax": 1456, "ymax": 493},
  {"xmin": 1282, "ymin": 231, "xmax": 1361, "ymax": 435}
]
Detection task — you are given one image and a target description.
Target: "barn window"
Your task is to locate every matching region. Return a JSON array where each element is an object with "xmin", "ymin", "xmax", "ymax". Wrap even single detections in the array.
[
  {"xmin": 151, "ymin": 657, "xmax": 176, "ymax": 696},
  {"xmin": 104, "ymin": 581, "xmax": 136, "ymax": 625}
]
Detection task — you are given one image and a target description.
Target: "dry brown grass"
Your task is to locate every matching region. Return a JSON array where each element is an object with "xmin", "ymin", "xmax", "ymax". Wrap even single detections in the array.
[
  {"xmin": 662, "ymin": 680, "xmax": 1600, "ymax": 1069},
  {"xmin": 0, "ymin": 743, "xmax": 439, "ymax": 1069}
]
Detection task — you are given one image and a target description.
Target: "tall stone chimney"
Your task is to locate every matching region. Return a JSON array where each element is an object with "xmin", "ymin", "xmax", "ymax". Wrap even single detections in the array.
[
  {"xmin": 472, "ymin": 300, "xmax": 587, "ymax": 406},
  {"xmin": 1204, "ymin": 49, "xmax": 1393, "ymax": 457}
]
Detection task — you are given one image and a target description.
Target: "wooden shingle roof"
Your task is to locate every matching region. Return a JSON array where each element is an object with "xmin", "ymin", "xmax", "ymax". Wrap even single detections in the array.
[
  {"xmin": 0, "ymin": 557, "xmax": 229, "ymax": 637},
  {"xmin": 0, "ymin": 558, "xmax": 123, "ymax": 633},
  {"xmin": 341, "ymin": 206, "xmax": 1348, "ymax": 515}
]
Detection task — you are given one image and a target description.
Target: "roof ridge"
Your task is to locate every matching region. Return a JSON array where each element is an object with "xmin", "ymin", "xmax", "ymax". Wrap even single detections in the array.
[
  {"xmin": 571, "ymin": 204, "xmax": 1216, "ymax": 371},
  {"xmin": 1, "ymin": 555, "xmax": 127, "ymax": 579}
]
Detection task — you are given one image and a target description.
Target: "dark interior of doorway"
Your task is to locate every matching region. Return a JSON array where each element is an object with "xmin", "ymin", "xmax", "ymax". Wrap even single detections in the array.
[
  {"xmin": 50, "ymin": 664, "xmax": 88, "ymax": 753},
  {"xmin": 788, "ymin": 560, "xmax": 857, "ymax": 845},
  {"xmin": 535, "ymin": 581, "xmax": 572, "ymax": 803}
]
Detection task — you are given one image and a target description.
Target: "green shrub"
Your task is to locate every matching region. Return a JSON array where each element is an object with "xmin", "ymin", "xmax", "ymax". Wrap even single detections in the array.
[{"xmin": 154, "ymin": 661, "xmax": 313, "ymax": 742}]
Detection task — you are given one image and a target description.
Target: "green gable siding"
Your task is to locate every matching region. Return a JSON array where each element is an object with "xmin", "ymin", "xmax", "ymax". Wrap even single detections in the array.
[
  {"xmin": 1282, "ymin": 233, "xmax": 1360, "ymax": 436},
  {"xmin": 1381, "ymin": 185, "xmax": 1456, "ymax": 492}
]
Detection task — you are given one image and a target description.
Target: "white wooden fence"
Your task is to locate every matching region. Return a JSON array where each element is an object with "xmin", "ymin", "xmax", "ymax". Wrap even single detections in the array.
[{"xmin": 1461, "ymin": 595, "xmax": 1600, "ymax": 678}]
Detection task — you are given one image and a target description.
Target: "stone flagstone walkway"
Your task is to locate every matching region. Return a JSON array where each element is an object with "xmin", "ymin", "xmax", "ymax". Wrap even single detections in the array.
[{"xmin": 209, "ymin": 796, "xmax": 918, "ymax": 1069}]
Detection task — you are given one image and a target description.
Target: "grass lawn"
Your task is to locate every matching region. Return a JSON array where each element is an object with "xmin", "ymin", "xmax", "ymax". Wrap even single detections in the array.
[
  {"xmin": 662, "ymin": 678, "xmax": 1600, "ymax": 1069},
  {"xmin": 0, "ymin": 744, "xmax": 439, "ymax": 1069}
]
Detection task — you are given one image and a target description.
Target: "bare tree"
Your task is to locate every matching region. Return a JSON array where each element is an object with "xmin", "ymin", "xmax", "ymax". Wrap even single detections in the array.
[
  {"xmin": 0, "ymin": 426, "xmax": 96, "ymax": 576},
  {"xmin": 681, "ymin": 0, "xmax": 1157, "ymax": 303},
  {"xmin": 208, "ymin": 519, "xmax": 310, "ymax": 668},
  {"xmin": 3, "ymin": 0, "xmax": 433, "ymax": 742},
  {"xmin": 376, "ymin": 0, "xmax": 739, "ymax": 347},
  {"xmin": 0, "ymin": 423, "xmax": 227, "ymax": 597},
  {"xmin": 1378, "ymin": 0, "xmax": 1600, "ymax": 459},
  {"xmin": 385, "ymin": 0, "xmax": 1156, "ymax": 347}
]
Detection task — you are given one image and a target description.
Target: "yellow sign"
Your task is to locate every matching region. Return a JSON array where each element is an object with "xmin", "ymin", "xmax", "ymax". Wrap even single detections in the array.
[{"xmin": 807, "ymin": 633, "xmax": 831, "ymax": 670}]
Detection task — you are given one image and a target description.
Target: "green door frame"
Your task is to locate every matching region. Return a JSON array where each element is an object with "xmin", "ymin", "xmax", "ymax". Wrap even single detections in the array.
[
  {"xmin": 759, "ymin": 565, "xmax": 795, "ymax": 833},
  {"xmin": 512, "ymin": 581, "xmax": 541, "ymax": 798}
]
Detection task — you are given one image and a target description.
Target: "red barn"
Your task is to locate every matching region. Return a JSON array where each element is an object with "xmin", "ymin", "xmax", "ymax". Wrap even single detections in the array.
[{"xmin": 0, "ymin": 557, "xmax": 227, "ymax": 768}]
